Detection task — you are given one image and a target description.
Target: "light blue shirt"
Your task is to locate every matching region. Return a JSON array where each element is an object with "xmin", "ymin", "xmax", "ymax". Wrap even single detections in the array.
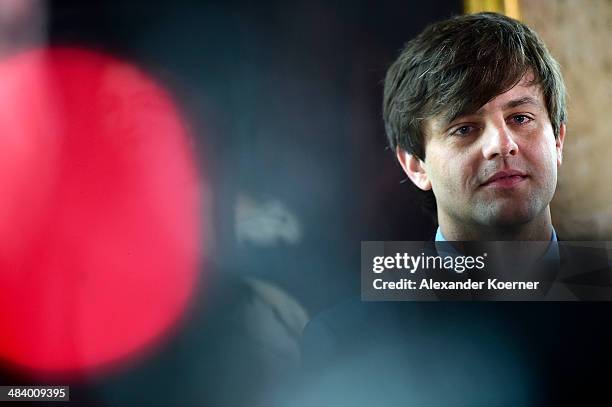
[
  {"xmin": 435, "ymin": 226, "xmax": 559, "ymax": 262},
  {"xmin": 435, "ymin": 227, "xmax": 558, "ymax": 242}
]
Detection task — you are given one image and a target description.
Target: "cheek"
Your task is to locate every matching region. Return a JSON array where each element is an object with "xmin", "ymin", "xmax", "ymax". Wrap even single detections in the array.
[
  {"xmin": 532, "ymin": 137, "xmax": 557, "ymax": 168},
  {"xmin": 523, "ymin": 138, "xmax": 559, "ymax": 188},
  {"xmin": 427, "ymin": 147, "xmax": 475, "ymax": 195},
  {"xmin": 524, "ymin": 125, "xmax": 558, "ymax": 164}
]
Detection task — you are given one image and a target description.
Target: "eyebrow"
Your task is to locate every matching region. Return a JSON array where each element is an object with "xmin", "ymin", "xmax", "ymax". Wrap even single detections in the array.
[
  {"xmin": 501, "ymin": 96, "xmax": 542, "ymax": 110},
  {"xmin": 472, "ymin": 96, "xmax": 542, "ymax": 115},
  {"xmin": 444, "ymin": 96, "xmax": 542, "ymax": 125}
]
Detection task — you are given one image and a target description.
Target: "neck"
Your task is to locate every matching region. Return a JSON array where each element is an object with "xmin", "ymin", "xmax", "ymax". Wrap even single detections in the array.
[{"xmin": 438, "ymin": 208, "xmax": 553, "ymax": 241}]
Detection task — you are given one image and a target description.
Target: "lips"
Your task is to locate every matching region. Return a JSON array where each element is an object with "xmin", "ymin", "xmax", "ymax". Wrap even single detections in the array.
[{"xmin": 481, "ymin": 170, "xmax": 527, "ymax": 187}]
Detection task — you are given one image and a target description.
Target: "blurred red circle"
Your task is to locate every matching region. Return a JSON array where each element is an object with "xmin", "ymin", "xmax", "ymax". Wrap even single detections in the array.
[{"xmin": 0, "ymin": 48, "xmax": 202, "ymax": 374}]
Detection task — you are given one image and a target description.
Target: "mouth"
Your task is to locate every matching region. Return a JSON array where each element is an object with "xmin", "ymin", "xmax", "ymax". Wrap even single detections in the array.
[{"xmin": 481, "ymin": 170, "xmax": 528, "ymax": 188}]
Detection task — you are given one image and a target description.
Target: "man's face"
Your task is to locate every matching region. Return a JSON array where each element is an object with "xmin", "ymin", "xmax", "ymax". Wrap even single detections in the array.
[{"xmin": 401, "ymin": 76, "xmax": 564, "ymax": 230}]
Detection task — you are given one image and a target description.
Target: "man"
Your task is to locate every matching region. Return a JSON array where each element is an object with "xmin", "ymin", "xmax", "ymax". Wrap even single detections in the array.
[
  {"xmin": 298, "ymin": 13, "xmax": 612, "ymax": 406},
  {"xmin": 383, "ymin": 12, "xmax": 565, "ymax": 242}
]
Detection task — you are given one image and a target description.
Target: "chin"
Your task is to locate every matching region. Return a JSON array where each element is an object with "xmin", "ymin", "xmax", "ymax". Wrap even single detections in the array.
[{"xmin": 477, "ymin": 204, "xmax": 539, "ymax": 228}]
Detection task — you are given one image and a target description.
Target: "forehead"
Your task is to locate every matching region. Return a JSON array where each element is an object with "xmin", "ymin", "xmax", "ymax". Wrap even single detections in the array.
[{"xmin": 476, "ymin": 78, "xmax": 544, "ymax": 113}]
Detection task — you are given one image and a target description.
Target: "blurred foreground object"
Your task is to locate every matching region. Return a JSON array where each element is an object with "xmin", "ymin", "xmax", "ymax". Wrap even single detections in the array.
[{"xmin": 0, "ymin": 47, "xmax": 202, "ymax": 375}]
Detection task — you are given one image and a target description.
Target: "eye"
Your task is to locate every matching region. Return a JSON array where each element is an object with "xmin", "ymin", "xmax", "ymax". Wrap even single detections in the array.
[
  {"xmin": 450, "ymin": 125, "xmax": 477, "ymax": 137},
  {"xmin": 509, "ymin": 114, "xmax": 533, "ymax": 125}
]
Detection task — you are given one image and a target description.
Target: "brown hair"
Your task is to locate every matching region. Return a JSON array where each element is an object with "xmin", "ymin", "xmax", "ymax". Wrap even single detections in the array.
[{"xmin": 383, "ymin": 12, "xmax": 566, "ymax": 160}]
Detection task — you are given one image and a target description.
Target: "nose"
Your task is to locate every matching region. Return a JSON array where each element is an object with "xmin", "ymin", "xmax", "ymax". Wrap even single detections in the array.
[{"xmin": 481, "ymin": 123, "xmax": 518, "ymax": 160}]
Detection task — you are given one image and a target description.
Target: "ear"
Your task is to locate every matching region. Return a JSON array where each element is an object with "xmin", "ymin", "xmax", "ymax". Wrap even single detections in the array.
[
  {"xmin": 556, "ymin": 122, "xmax": 566, "ymax": 167},
  {"xmin": 396, "ymin": 148, "xmax": 432, "ymax": 191}
]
